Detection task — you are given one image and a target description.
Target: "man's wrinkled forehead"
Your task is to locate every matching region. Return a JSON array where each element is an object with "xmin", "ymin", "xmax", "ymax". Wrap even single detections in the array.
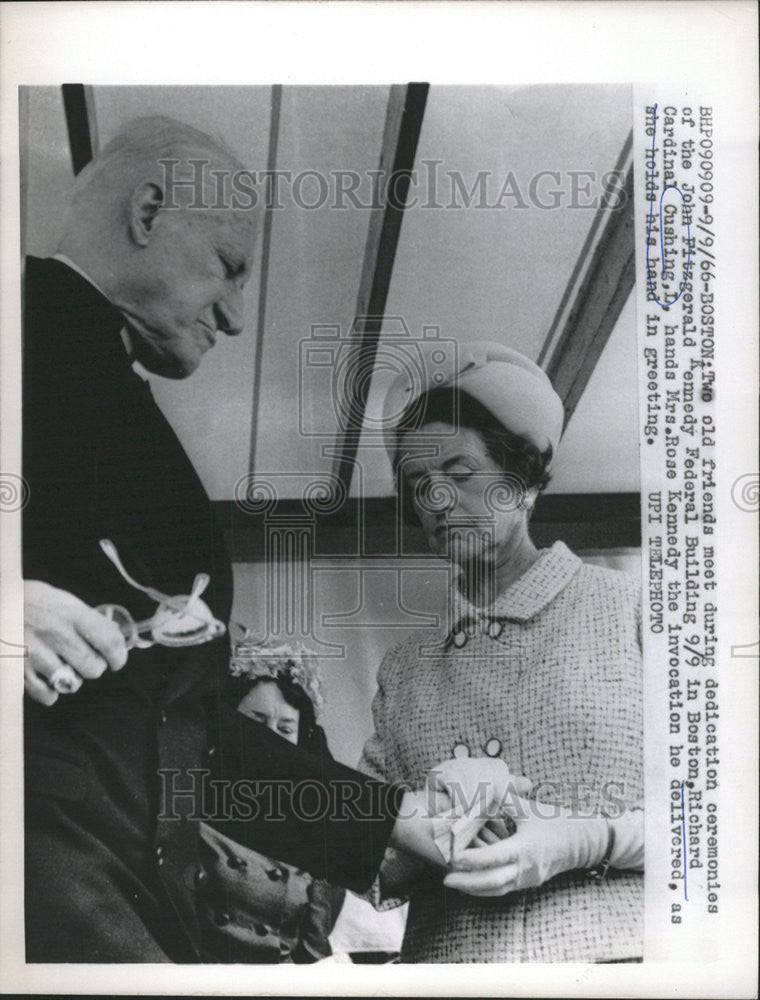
[{"xmin": 172, "ymin": 183, "xmax": 258, "ymax": 248}]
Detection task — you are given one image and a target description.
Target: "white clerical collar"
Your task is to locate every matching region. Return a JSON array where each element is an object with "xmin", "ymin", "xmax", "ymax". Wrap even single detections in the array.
[{"xmin": 52, "ymin": 253, "xmax": 134, "ymax": 357}]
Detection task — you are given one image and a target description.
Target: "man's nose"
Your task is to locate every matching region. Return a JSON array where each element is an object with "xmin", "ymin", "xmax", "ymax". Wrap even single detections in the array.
[{"xmin": 214, "ymin": 287, "xmax": 245, "ymax": 336}]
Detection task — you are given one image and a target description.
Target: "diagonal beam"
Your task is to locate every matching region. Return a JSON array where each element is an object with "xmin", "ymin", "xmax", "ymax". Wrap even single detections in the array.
[
  {"xmin": 61, "ymin": 84, "xmax": 99, "ymax": 174},
  {"xmin": 249, "ymin": 84, "xmax": 283, "ymax": 473},
  {"xmin": 330, "ymin": 82, "xmax": 429, "ymax": 496},
  {"xmin": 538, "ymin": 131, "xmax": 634, "ymax": 427}
]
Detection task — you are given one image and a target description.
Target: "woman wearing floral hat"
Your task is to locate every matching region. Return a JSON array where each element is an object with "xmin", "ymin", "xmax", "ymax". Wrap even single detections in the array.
[
  {"xmin": 360, "ymin": 342, "xmax": 645, "ymax": 963},
  {"xmin": 198, "ymin": 638, "xmax": 345, "ymax": 963}
]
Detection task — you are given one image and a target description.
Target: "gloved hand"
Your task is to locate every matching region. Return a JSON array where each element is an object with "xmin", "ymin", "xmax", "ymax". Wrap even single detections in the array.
[
  {"xmin": 388, "ymin": 758, "xmax": 533, "ymax": 868},
  {"xmin": 426, "ymin": 757, "xmax": 533, "ymax": 863},
  {"xmin": 443, "ymin": 795, "xmax": 610, "ymax": 896}
]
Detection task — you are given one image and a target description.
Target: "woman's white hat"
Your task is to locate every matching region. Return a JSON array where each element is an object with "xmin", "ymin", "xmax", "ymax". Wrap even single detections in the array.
[{"xmin": 383, "ymin": 340, "xmax": 565, "ymax": 462}]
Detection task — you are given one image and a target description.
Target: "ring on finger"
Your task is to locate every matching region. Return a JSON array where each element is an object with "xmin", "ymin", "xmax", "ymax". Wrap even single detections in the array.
[{"xmin": 48, "ymin": 663, "xmax": 82, "ymax": 694}]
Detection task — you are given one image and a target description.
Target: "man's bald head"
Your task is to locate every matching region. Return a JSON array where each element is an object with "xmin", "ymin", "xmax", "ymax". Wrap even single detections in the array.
[
  {"xmin": 58, "ymin": 115, "xmax": 258, "ymax": 379},
  {"xmin": 68, "ymin": 115, "xmax": 244, "ymax": 216}
]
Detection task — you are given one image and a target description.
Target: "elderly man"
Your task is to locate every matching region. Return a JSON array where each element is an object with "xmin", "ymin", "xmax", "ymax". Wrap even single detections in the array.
[{"xmin": 22, "ymin": 116, "xmax": 511, "ymax": 963}]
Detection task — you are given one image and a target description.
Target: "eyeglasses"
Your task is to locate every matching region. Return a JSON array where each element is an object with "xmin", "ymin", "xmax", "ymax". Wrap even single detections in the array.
[{"xmin": 96, "ymin": 538, "xmax": 226, "ymax": 650}]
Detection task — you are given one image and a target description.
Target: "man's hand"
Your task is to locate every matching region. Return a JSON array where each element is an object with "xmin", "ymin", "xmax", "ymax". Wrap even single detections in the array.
[
  {"xmin": 469, "ymin": 814, "xmax": 515, "ymax": 848},
  {"xmin": 443, "ymin": 796, "xmax": 609, "ymax": 896},
  {"xmin": 388, "ymin": 786, "xmax": 453, "ymax": 867},
  {"xmin": 24, "ymin": 580, "xmax": 128, "ymax": 705}
]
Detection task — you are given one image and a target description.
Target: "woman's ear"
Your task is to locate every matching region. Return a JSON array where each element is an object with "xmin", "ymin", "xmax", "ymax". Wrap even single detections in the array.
[
  {"xmin": 522, "ymin": 486, "xmax": 539, "ymax": 513},
  {"xmin": 128, "ymin": 181, "xmax": 164, "ymax": 247}
]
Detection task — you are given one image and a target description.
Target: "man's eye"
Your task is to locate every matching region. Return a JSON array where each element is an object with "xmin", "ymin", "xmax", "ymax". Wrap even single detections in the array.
[{"xmin": 449, "ymin": 469, "xmax": 473, "ymax": 483}]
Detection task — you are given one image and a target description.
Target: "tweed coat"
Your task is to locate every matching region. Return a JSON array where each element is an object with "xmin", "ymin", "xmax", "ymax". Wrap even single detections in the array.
[
  {"xmin": 198, "ymin": 822, "xmax": 345, "ymax": 962},
  {"xmin": 359, "ymin": 542, "xmax": 644, "ymax": 963}
]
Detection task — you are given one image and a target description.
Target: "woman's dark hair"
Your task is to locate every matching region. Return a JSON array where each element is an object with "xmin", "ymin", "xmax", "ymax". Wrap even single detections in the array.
[
  {"xmin": 393, "ymin": 387, "xmax": 553, "ymax": 527},
  {"xmin": 227, "ymin": 673, "xmax": 321, "ymax": 753}
]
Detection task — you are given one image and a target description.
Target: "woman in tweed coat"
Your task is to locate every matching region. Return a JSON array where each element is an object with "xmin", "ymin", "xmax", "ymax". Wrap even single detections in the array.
[{"xmin": 359, "ymin": 343, "xmax": 644, "ymax": 963}]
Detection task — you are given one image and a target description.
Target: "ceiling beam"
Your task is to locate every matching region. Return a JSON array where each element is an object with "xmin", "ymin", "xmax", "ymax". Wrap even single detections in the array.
[
  {"xmin": 537, "ymin": 131, "xmax": 634, "ymax": 428},
  {"xmin": 249, "ymin": 84, "xmax": 283, "ymax": 473},
  {"xmin": 330, "ymin": 82, "xmax": 429, "ymax": 496},
  {"xmin": 61, "ymin": 84, "xmax": 98, "ymax": 174}
]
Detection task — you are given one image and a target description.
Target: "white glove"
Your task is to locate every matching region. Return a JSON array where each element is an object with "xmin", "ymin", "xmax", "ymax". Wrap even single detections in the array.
[
  {"xmin": 444, "ymin": 795, "xmax": 610, "ymax": 896},
  {"xmin": 607, "ymin": 807, "xmax": 644, "ymax": 870},
  {"xmin": 426, "ymin": 757, "xmax": 533, "ymax": 863}
]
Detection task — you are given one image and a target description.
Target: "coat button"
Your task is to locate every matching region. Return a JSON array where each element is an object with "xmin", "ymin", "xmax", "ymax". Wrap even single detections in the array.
[
  {"xmin": 207, "ymin": 745, "xmax": 216, "ymax": 758},
  {"xmin": 158, "ymin": 708, "xmax": 168, "ymax": 725},
  {"xmin": 452, "ymin": 630, "xmax": 467, "ymax": 648},
  {"xmin": 486, "ymin": 620, "xmax": 503, "ymax": 639},
  {"xmin": 185, "ymin": 864, "xmax": 207, "ymax": 890},
  {"xmin": 155, "ymin": 844, "xmax": 164, "ymax": 865}
]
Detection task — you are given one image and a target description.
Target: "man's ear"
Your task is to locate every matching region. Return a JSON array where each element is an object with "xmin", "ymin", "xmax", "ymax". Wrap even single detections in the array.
[{"xmin": 128, "ymin": 181, "xmax": 164, "ymax": 247}]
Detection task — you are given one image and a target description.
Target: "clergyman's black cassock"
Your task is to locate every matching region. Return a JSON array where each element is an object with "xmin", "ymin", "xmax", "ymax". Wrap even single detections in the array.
[{"xmin": 22, "ymin": 257, "xmax": 402, "ymax": 962}]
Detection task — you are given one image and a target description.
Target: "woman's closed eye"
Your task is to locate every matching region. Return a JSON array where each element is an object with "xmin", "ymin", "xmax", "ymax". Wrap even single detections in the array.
[{"xmin": 446, "ymin": 461, "xmax": 476, "ymax": 483}]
